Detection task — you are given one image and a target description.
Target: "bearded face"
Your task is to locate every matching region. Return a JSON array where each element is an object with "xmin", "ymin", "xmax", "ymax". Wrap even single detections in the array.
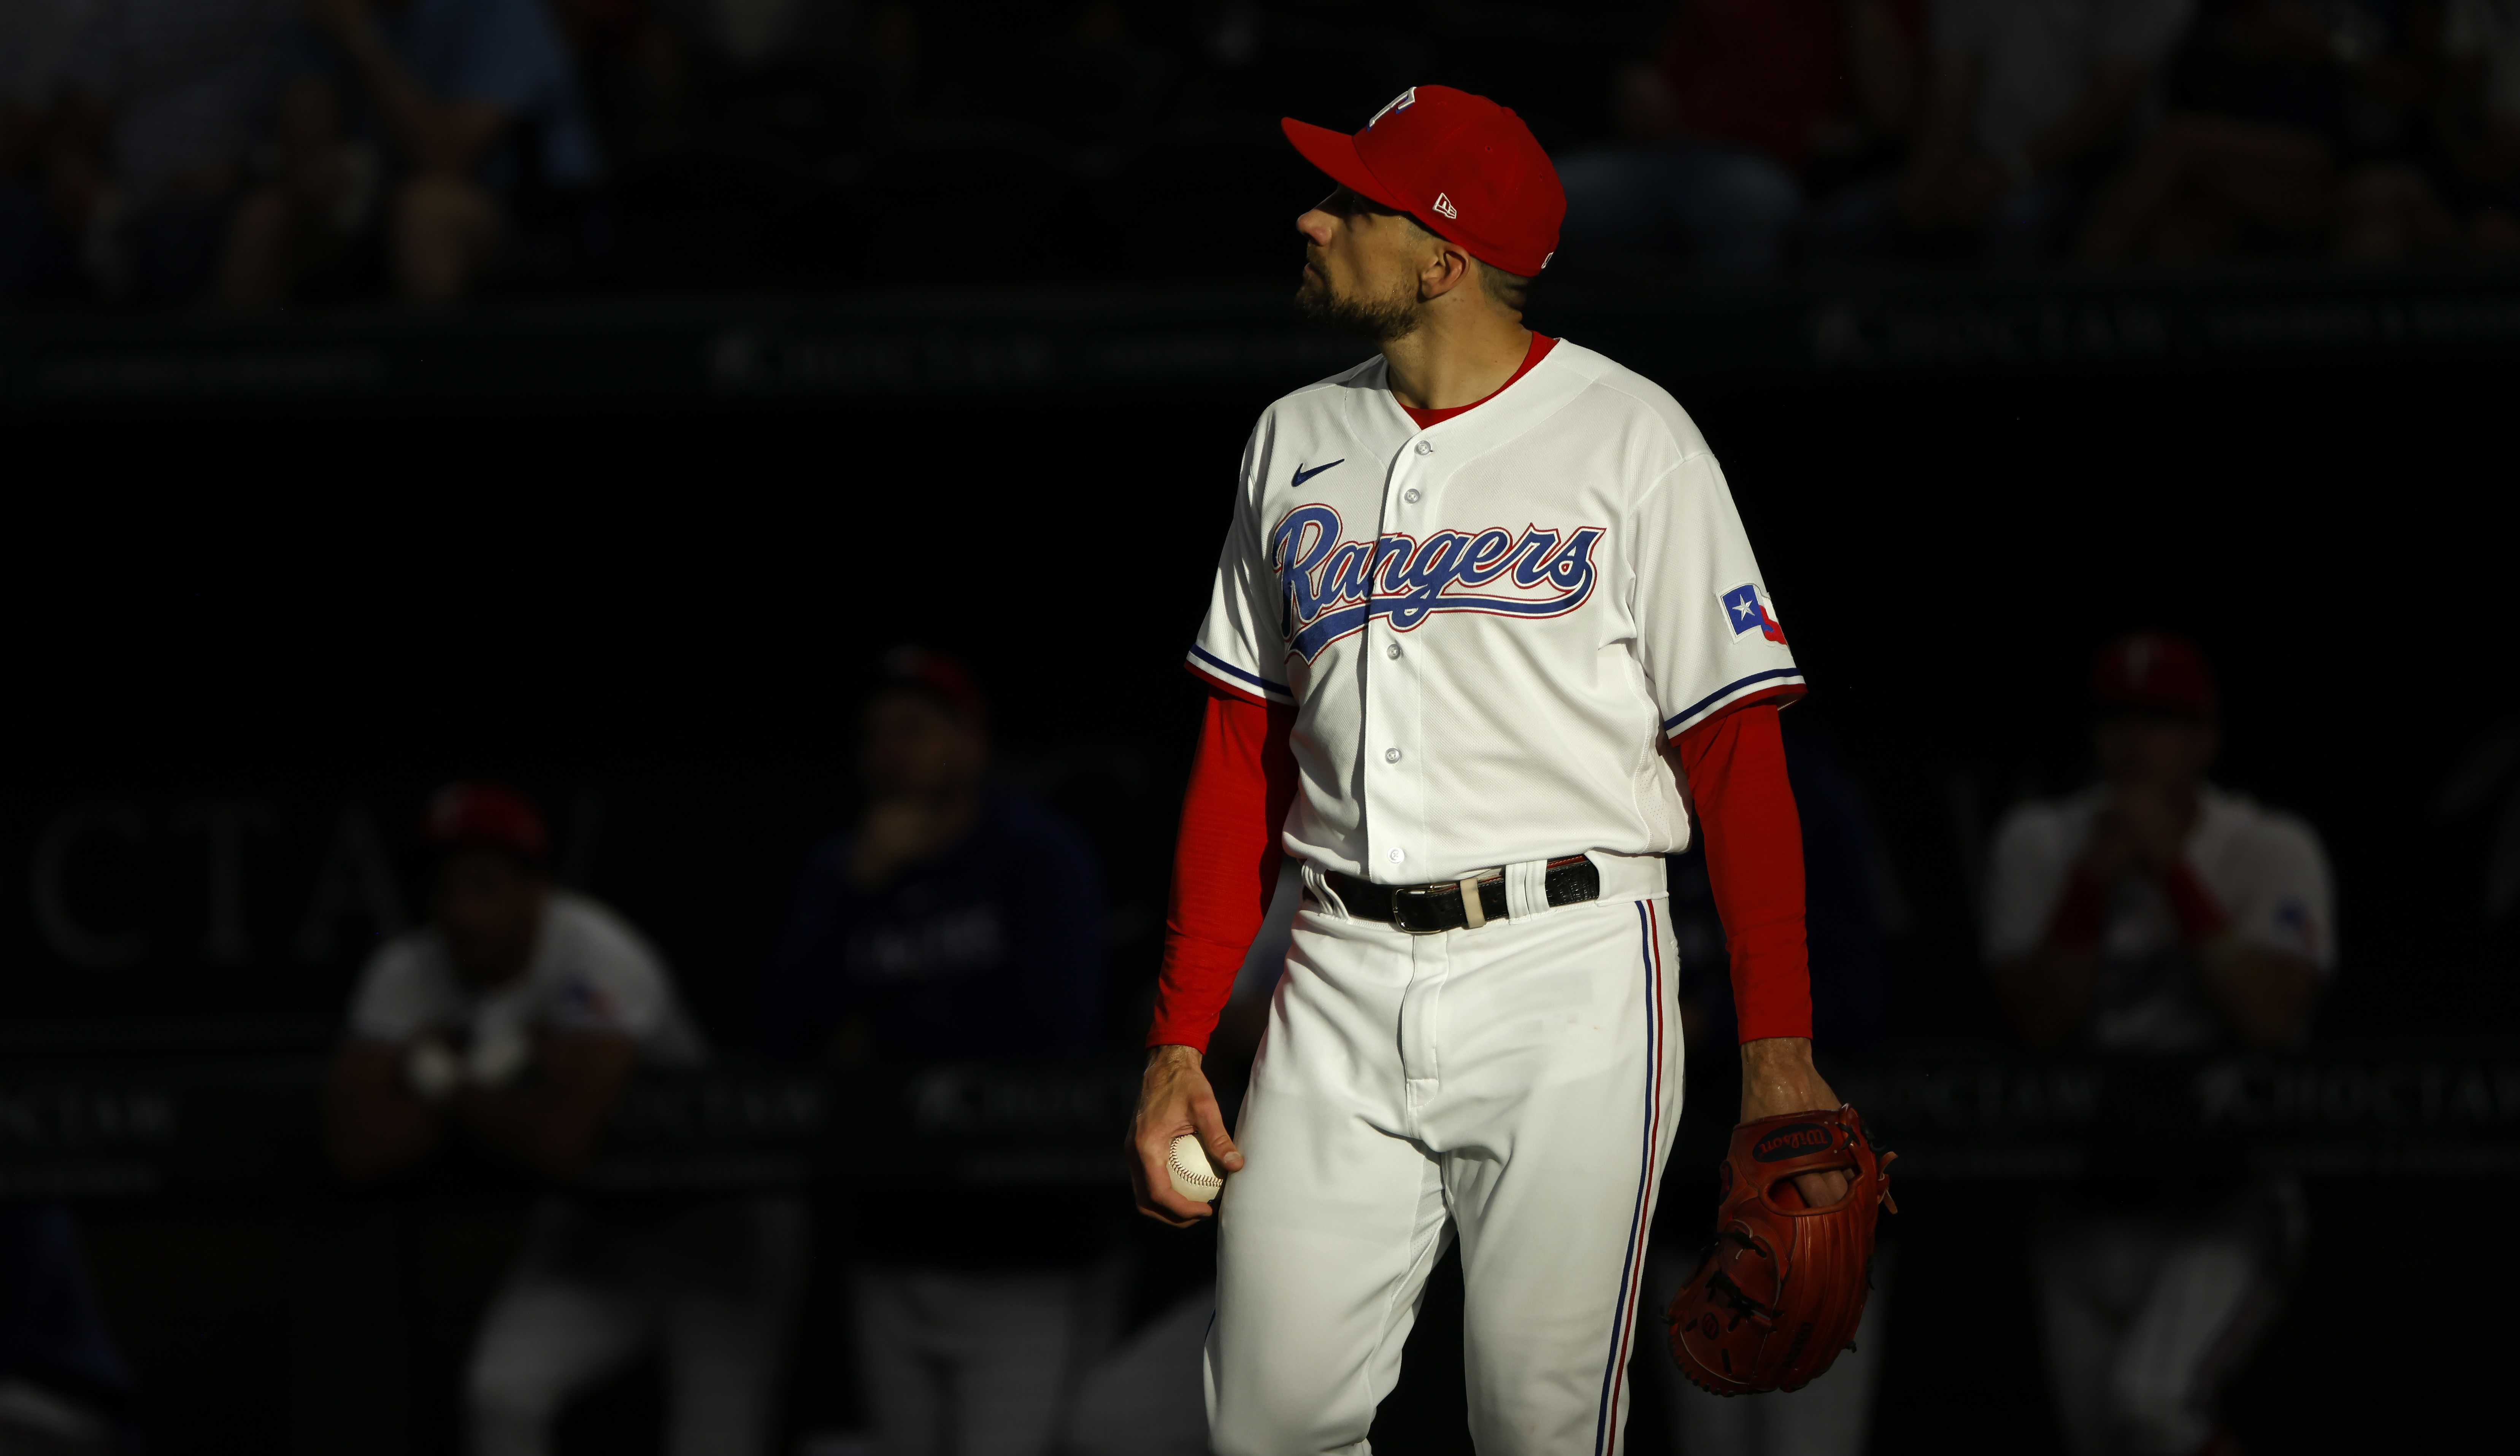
[
  {"xmin": 1295, "ymin": 187, "xmax": 1431, "ymax": 343},
  {"xmin": 1296, "ymin": 255, "xmax": 1423, "ymax": 342}
]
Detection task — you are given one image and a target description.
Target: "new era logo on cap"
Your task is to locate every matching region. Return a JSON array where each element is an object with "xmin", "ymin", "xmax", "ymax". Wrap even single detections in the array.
[{"xmin": 1281, "ymin": 84, "xmax": 1565, "ymax": 278}]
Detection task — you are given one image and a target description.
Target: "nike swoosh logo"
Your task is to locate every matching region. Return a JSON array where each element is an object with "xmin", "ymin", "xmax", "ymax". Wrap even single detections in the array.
[{"xmin": 1291, "ymin": 459, "xmax": 1344, "ymax": 489}]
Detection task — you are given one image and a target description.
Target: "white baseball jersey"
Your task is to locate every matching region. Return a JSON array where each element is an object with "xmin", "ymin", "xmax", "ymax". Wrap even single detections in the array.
[
  {"xmin": 1984, "ymin": 785, "xmax": 2336, "ymax": 1051},
  {"xmin": 348, "ymin": 889, "xmax": 708, "ymax": 1066},
  {"xmin": 1186, "ymin": 340, "xmax": 1803, "ymax": 885},
  {"xmin": 1192, "ymin": 341, "xmax": 1805, "ymax": 1456}
]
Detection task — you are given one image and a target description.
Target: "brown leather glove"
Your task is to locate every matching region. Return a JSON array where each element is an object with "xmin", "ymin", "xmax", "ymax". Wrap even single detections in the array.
[{"xmin": 1668, "ymin": 1104, "xmax": 1896, "ymax": 1395}]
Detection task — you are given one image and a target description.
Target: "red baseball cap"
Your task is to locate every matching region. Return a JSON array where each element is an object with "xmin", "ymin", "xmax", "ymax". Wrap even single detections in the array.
[
  {"xmin": 881, "ymin": 645, "xmax": 987, "ymax": 727},
  {"xmin": 424, "ymin": 782, "xmax": 551, "ymax": 862},
  {"xmin": 1282, "ymin": 85, "xmax": 1565, "ymax": 278},
  {"xmin": 2092, "ymin": 634, "xmax": 2216, "ymax": 719}
]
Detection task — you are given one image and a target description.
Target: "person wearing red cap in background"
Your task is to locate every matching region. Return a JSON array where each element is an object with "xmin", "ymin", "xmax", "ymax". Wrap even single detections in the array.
[
  {"xmin": 324, "ymin": 782, "xmax": 801, "ymax": 1456},
  {"xmin": 1125, "ymin": 85, "xmax": 1844, "ymax": 1453},
  {"xmin": 1985, "ymin": 634, "xmax": 2334, "ymax": 1456}
]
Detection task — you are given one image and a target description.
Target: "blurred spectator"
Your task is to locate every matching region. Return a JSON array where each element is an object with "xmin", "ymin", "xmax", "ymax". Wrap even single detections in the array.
[
  {"xmin": 28, "ymin": 0, "xmax": 298, "ymax": 302},
  {"xmin": 1556, "ymin": 0, "xmax": 1924, "ymax": 276},
  {"xmin": 2441, "ymin": 0, "xmax": 2520, "ymax": 249},
  {"xmin": 325, "ymin": 782, "xmax": 800, "ymax": 1456},
  {"xmin": 760, "ymin": 647, "xmax": 1106, "ymax": 1456},
  {"xmin": 219, "ymin": 0, "xmax": 602, "ymax": 308},
  {"xmin": 547, "ymin": 0, "xmax": 686, "ymax": 164},
  {"xmin": 1900, "ymin": 0, "xmax": 2195, "ymax": 262},
  {"xmin": 0, "ymin": 1206, "xmax": 134, "ymax": 1456},
  {"xmin": 1985, "ymin": 636, "xmax": 2333, "ymax": 1456},
  {"xmin": 0, "ymin": 0, "xmax": 85, "ymax": 300},
  {"xmin": 2080, "ymin": 0, "xmax": 2454, "ymax": 262},
  {"xmin": 1644, "ymin": 716, "xmax": 1896, "ymax": 1456}
]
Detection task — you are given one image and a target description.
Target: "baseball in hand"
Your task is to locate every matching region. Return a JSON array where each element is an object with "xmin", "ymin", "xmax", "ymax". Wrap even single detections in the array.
[{"xmin": 1168, "ymin": 1134, "xmax": 1224, "ymax": 1203}]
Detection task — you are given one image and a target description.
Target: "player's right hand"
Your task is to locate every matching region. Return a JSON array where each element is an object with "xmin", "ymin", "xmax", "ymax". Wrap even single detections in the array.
[{"xmin": 1128, "ymin": 1045, "xmax": 1243, "ymax": 1226}]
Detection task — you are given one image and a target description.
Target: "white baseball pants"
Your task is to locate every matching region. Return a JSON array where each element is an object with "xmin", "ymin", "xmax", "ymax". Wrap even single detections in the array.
[
  {"xmin": 1206, "ymin": 888, "xmax": 1683, "ymax": 1456},
  {"xmin": 467, "ymin": 1196, "xmax": 804, "ymax": 1456},
  {"xmin": 2032, "ymin": 1193, "xmax": 2293, "ymax": 1456}
]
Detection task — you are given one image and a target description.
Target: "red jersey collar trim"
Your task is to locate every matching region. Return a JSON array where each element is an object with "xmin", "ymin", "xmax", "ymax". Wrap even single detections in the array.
[{"xmin": 1399, "ymin": 333, "xmax": 1557, "ymax": 430}]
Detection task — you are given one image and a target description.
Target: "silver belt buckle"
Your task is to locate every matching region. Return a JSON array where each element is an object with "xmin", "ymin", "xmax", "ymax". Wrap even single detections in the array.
[{"xmin": 1390, "ymin": 885, "xmax": 1449, "ymax": 934}]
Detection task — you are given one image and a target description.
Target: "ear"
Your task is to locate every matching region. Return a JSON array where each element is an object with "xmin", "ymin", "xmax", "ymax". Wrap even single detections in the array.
[{"xmin": 1417, "ymin": 238, "xmax": 1475, "ymax": 301}]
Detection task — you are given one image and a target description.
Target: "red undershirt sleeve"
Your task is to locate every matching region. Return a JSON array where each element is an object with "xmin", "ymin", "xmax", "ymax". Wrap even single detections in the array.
[
  {"xmin": 2043, "ymin": 852, "xmax": 2226, "ymax": 952},
  {"xmin": 1675, "ymin": 701, "xmax": 1814, "ymax": 1044},
  {"xmin": 2044, "ymin": 866, "xmax": 2110, "ymax": 949},
  {"xmin": 1145, "ymin": 680, "xmax": 1297, "ymax": 1052},
  {"xmin": 2158, "ymin": 862, "xmax": 2228, "ymax": 945}
]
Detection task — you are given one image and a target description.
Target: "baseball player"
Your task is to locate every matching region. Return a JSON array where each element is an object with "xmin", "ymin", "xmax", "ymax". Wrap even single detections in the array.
[
  {"xmin": 1124, "ymin": 85, "xmax": 1846, "ymax": 1455},
  {"xmin": 325, "ymin": 783, "xmax": 801, "ymax": 1456},
  {"xmin": 1986, "ymin": 635, "xmax": 2333, "ymax": 1456}
]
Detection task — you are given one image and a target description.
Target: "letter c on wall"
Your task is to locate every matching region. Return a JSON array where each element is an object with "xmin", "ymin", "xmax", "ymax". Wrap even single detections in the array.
[{"xmin": 30, "ymin": 802, "xmax": 149, "ymax": 969}]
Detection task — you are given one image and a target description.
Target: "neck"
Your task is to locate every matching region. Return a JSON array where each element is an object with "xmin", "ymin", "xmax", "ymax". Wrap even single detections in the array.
[{"xmin": 1380, "ymin": 303, "xmax": 1532, "ymax": 412}]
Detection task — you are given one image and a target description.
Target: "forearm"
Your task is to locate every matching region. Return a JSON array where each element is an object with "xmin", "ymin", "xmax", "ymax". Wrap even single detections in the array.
[
  {"xmin": 328, "ymin": 1089, "xmax": 442, "ymax": 1180},
  {"xmin": 2026, "ymin": 65, "xmax": 2145, "ymax": 173},
  {"xmin": 348, "ymin": 46, "xmax": 449, "ymax": 170},
  {"xmin": 277, "ymin": 81, "xmax": 349, "ymax": 202},
  {"xmin": 1145, "ymin": 685, "xmax": 1295, "ymax": 1051},
  {"xmin": 1739, "ymin": 1036, "xmax": 1838, "ymax": 1116},
  {"xmin": 1674, "ymin": 702, "xmax": 1812, "ymax": 1043},
  {"xmin": 2201, "ymin": 944, "xmax": 2320, "ymax": 1047},
  {"xmin": 331, "ymin": 33, "xmax": 488, "ymax": 176}
]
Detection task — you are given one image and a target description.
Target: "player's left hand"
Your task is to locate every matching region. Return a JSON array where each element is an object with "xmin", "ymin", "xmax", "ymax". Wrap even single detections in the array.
[{"xmin": 1738, "ymin": 1037, "xmax": 1851, "ymax": 1208}]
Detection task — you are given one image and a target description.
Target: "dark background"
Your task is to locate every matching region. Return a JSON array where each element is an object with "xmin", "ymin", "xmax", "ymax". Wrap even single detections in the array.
[
  {"xmin": 11, "ymin": 356, "xmax": 2515, "ymax": 1046},
  {"xmin": 6, "ymin": 2, "xmax": 2520, "ymax": 1446},
  {"xmin": 9, "ymin": 319, "xmax": 2513, "ymax": 1455}
]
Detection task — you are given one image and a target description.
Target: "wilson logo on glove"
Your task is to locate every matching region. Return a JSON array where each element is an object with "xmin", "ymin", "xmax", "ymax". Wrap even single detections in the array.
[
  {"xmin": 1751, "ymin": 1123, "xmax": 1833, "ymax": 1161},
  {"xmin": 1668, "ymin": 1104, "xmax": 1896, "ymax": 1396}
]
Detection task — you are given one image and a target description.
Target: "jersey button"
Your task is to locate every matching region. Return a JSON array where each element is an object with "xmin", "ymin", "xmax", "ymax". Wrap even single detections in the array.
[
  {"xmin": 1385, "ymin": 747, "xmax": 1402, "ymax": 763},
  {"xmin": 1414, "ymin": 439, "xmax": 1435, "ymax": 455},
  {"xmin": 1403, "ymin": 488, "xmax": 1421, "ymax": 503},
  {"xmin": 1385, "ymin": 643, "xmax": 1401, "ymax": 659},
  {"xmin": 1389, "ymin": 848, "xmax": 1406, "ymax": 864}
]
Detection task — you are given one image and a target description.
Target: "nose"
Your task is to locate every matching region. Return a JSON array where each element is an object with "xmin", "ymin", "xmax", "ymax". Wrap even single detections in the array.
[{"xmin": 1295, "ymin": 209, "xmax": 1334, "ymax": 247}]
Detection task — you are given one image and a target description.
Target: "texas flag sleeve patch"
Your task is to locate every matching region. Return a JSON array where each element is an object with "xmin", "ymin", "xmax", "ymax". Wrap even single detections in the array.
[{"xmin": 1719, "ymin": 582, "xmax": 1788, "ymax": 645}]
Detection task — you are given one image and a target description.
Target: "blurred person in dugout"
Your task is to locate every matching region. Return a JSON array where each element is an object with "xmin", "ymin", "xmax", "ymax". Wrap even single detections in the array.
[
  {"xmin": 218, "ymin": 0, "xmax": 600, "ymax": 307},
  {"xmin": 1986, "ymin": 635, "xmax": 2334, "ymax": 1456},
  {"xmin": 325, "ymin": 782, "xmax": 802, "ymax": 1456},
  {"xmin": 1897, "ymin": 0, "xmax": 2196, "ymax": 261},
  {"xmin": 759, "ymin": 649, "xmax": 1107, "ymax": 1456},
  {"xmin": 1555, "ymin": 0, "xmax": 1925, "ymax": 276},
  {"xmin": 1646, "ymin": 717, "xmax": 1895, "ymax": 1456}
]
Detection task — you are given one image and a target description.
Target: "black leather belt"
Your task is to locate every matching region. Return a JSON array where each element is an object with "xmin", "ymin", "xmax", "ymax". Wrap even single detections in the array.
[{"xmin": 1322, "ymin": 855, "xmax": 1600, "ymax": 933}]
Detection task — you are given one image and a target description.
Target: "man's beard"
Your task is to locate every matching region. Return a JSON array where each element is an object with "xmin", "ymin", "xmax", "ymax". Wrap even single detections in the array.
[{"xmin": 1296, "ymin": 267, "xmax": 1422, "ymax": 342}]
